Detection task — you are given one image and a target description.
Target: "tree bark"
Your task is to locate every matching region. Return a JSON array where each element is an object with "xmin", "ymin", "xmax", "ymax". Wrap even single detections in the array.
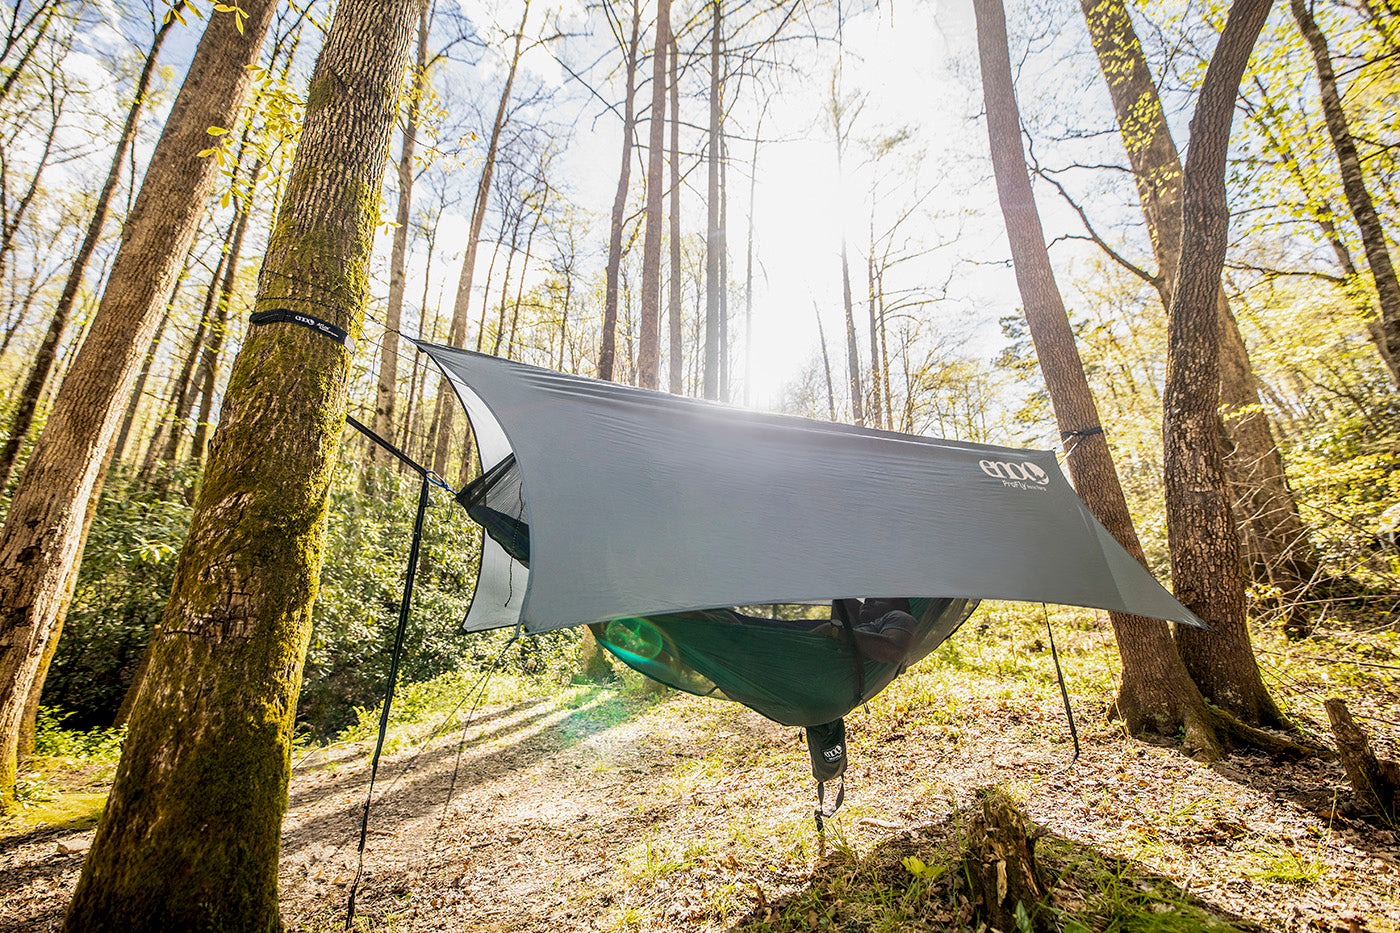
[
  {"xmin": 974, "ymin": 0, "xmax": 1222, "ymax": 754},
  {"xmin": 62, "ymin": 2, "xmax": 417, "ymax": 927},
  {"xmin": 703, "ymin": 0, "xmax": 723, "ymax": 400},
  {"xmin": 637, "ymin": 0, "xmax": 671, "ymax": 390},
  {"xmin": 1162, "ymin": 0, "xmax": 1286, "ymax": 728},
  {"xmin": 189, "ymin": 164, "xmax": 263, "ymax": 477},
  {"xmin": 1290, "ymin": 0, "xmax": 1400, "ymax": 388},
  {"xmin": 1325, "ymin": 698, "xmax": 1399, "ymax": 822},
  {"xmin": 0, "ymin": 0, "xmax": 279, "ymax": 813},
  {"xmin": 0, "ymin": 9, "xmax": 182, "ymax": 491},
  {"xmin": 814, "ymin": 301, "xmax": 837, "ymax": 420},
  {"xmin": 374, "ymin": 4, "xmax": 430, "ymax": 460},
  {"xmin": 668, "ymin": 34, "xmax": 683, "ymax": 395},
  {"xmin": 1079, "ymin": 0, "xmax": 1319, "ymax": 605},
  {"xmin": 962, "ymin": 789, "xmax": 1054, "ymax": 933},
  {"xmin": 431, "ymin": 0, "xmax": 530, "ymax": 475},
  {"xmin": 601, "ymin": 0, "xmax": 642, "ymax": 382}
]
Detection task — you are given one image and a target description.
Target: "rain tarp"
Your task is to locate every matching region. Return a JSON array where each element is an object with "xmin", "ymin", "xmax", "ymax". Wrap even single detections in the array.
[{"xmin": 416, "ymin": 340, "xmax": 1203, "ymax": 638}]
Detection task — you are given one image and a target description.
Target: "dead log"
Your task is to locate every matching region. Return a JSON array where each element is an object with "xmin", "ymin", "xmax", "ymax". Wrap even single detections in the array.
[
  {"xmin": 1326, "ymin": 698, "xmax": 1400, "ymax": 823},
  {"xmin": 962, "ymin": 787, "xmax": 1054, "ymax": 932}
]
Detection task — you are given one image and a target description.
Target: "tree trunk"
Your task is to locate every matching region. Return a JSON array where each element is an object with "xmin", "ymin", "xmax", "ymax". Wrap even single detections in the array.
[
  {"xmin": 189, "ymin": 166, "xmax": 262, "ymax": 477},
  {"xmin": 1325, "ymin": 698, "xmax": 1400, "ymax": 822},
  {"xmin": 668, "ymin": 34, "xmax": 682, "ymax": 395},
  {"xmin": 62, "ymin": 2, "xmax": 417, "ymax": 927},
  {"xmin": 974, "ymin": 0, "xmax": 1222, "ymax": 755},
  {"xmin": 111, "ymin": 248, "xmax": 191, "ymax": 472},
  {"xmin": 962, "ymin": 789, "xmax": 1054, "ymax": 933},
  {"xmin": 1079, "ymin": 0, "xmax": 1319, "ymax": 605},
  {"xmin": 140, "ymin": 216, "xmax": 233, "ymax": 485},
  {"xmin": 637, "ymin": 0, "xmax": 671, "ymax": 390},
  {"xmin": 374, "ymin": 4, "xmax": 430, "ymax": 459},
  {"xmin": 0, "ymin": 0, "xmax": 279, "ymax": 813},
  {"xmin": 743, "ymin": 109, "xmax": 763, "ymax": 406},
  {"xmin": 1162, "ymin": 0, "xmax": 1286, "ymax": 728},
  {"xmin": 1290, "ymin": 0, "xmax": 1400, "ymax": 388},
  {"xmin": 0, "ymin": 10, "xmax": 181, "ymax": 491},
  {"xmin": 601, "ymin": 0, "xmax": 642, "ymax": 382},
  {"xmin": 703, "ymin": 0, "xmax": 723, "ymax": 400},
  {"xmin": 431, "ymin": 0, "xmax": 530, "ymax": 475},
  {"xmin": 815, "ymin": 302, "xmax": 837, "ymax": 420}
]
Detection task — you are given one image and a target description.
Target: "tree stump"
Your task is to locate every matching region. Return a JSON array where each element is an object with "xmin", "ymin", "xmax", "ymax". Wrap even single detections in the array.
[
  {"xmin": 1326, "ymin": 698, "xmax": 1400, "ymax": 823},
  {"xmin": 962, "ymin": 788, "xmax": 1054, "ymax": 932}
]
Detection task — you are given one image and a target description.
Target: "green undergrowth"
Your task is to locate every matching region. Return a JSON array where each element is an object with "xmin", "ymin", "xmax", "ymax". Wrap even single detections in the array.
[{"xmin": 2, "ymin": 708, "xmax": 125, "ymax": 837}]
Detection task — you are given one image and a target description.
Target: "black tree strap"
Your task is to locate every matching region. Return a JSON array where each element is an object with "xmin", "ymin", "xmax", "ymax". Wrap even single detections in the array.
[
  {"xmin": 1042, "ymin": 604, "xmax": 1081, "ymax": 764},
  {"xmin": 343, "ymin": 416, "xmax": 442, "ymax": 930},
  {"xmin": 1060, "ymin": 425, "xmax": 1104, "ymax": 459},
  {"xmin": 249, "ymin": 307, "xmax": 352, "ymax": 349}
]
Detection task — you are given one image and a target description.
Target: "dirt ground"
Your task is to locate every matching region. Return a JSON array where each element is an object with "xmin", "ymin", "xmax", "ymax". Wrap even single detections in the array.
[{"xmin": 2, "ymin": 668, "xmax": 1398, "ymax": 932}]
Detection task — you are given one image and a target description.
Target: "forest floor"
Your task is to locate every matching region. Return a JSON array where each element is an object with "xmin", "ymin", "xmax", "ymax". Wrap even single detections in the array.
[{"xmin": 2, "ymin": 604, "xmax": 1399, "ymax": 932}]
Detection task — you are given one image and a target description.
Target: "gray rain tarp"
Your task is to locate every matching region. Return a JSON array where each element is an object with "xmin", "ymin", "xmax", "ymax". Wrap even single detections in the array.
[{"xmin": 416, "ymin": 341, "xmax": 1204, "ymax": 634}]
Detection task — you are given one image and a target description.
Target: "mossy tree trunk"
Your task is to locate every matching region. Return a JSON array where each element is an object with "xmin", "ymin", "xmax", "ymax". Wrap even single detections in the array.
[
  {"xmin": 61, "ymin": 2, "xmax": 419, "ymax": 929},
  {"xmin": 974, "ymin": 0, "xmax": 1224, "ymax": 757},
  {"xmin": 0, "ymin": 0, "xmax": 279, "ymax": 814},
  {"xmin": 1163, "ymin": 0, "xmax": 1286, "ymax": 729}
]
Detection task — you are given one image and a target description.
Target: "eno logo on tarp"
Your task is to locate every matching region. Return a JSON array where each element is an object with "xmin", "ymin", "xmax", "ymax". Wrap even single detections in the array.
[{"xmin": 979, "ymin": 459, "xmax": 1050, "ymax": 490}]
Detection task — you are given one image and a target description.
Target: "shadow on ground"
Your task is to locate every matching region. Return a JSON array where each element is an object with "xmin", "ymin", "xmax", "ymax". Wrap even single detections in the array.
[{"xmin": 724, "ymin": 804, "xmax": 1266, "ymax": 933}]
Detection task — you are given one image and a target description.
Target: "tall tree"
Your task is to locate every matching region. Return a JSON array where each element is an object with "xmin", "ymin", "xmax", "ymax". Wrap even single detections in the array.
[
  {"xmin": 0, "ymin": 4, "xmax": 186, "ymax": 491},
  {"xmin": 637, "ymin": 0, "xmax": 671, "ymax": 389},
  {"xmin": 703, "ymin": 0, "xmax": 723, "ymax": 400},
  {"xmin": 667, "ymin": 32, "xmax": 682, "ymax": 395},
  {"xmin": 0, "ymin": 0, "xmax": 279, "ymax": 812},
  {"xmin": 974, "ymin": 0, "xmax": 1222, "ymax": 754},
  {"xmin": 431, "ymin": 0, "xmax": 531, "ymax": 475},
  {"xmin": 1163, "ymin": 0, "xmax": 1286, "ymax": 727},
  {"xmin": 374, "ymin": 3, "xmax": 431, "ymax": 461},
  {"xmin": 829, "ymin": 74, "xmax": 864, "ymax": 424},
  {"xmin": 600, "ymin": 0, "xmax": 642, "ymax": 382},
  {"xmin": 62, "ymin": 0, "xmax": 419, "ymax": 927},
  {"xmin": 1289, "ymin": 0, "xmax": 1400, "ymax": 387},
  {"xmin": 1078, "ymin": 0, "xmax": 1320, "ymax": 609}
]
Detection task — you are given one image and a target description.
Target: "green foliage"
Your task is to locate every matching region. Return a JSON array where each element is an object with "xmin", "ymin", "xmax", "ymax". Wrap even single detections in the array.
[
  {"xmin": 45, "ymin": 459, "xmax": 575, "ymax": 740},
  {"xmin": 33, "ymin": 707, "xmax": 126, "ymax": 761},
  {"xmin": 44, "ymin": 469, "xmax": 195, "ymax": 729}
]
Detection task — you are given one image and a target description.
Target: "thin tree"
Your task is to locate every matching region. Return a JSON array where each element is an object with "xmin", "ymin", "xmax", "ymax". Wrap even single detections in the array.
[
  {"xmin": 601, "ymin": 0, "xmax": 642, "ymax": 382},
  {"xmin": 431, "ymin": 0, "xmax": 531, "ymax": 475},
  {"xmin": 62, "ymin": 0, "xmax": 419, "ymax": 927},
  {"xmin": 1290, "ymin": 0, "xmax": 1400, "ymax": 387},
  {"xmin": 829, "ymin": 73, "xmax": 865, "ymax": 424},
  {"xmin": 0, "ymin": 3, "xmax": 187, "ymax": 491},
  {"xmin": 374, "ymin": 2, "xmax": 432, "ymax": 459},
  {"xmin": 0, "ymin": 0, "xmax": 280, "ymax": 812},
  {"xmin": 703, "ymin": 0, "xmax": 723, "ymax": 399},
  {"xmin": 1163, "ymin": 0, "xmax": 1287, "ymax": 727},
  {"xmin": 637, "ymin": 0, "xmax": 671, "ymax": 389},
  {"xmin": 667, "ymin": 32, "xmax": 683, "ymax": 394}
]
